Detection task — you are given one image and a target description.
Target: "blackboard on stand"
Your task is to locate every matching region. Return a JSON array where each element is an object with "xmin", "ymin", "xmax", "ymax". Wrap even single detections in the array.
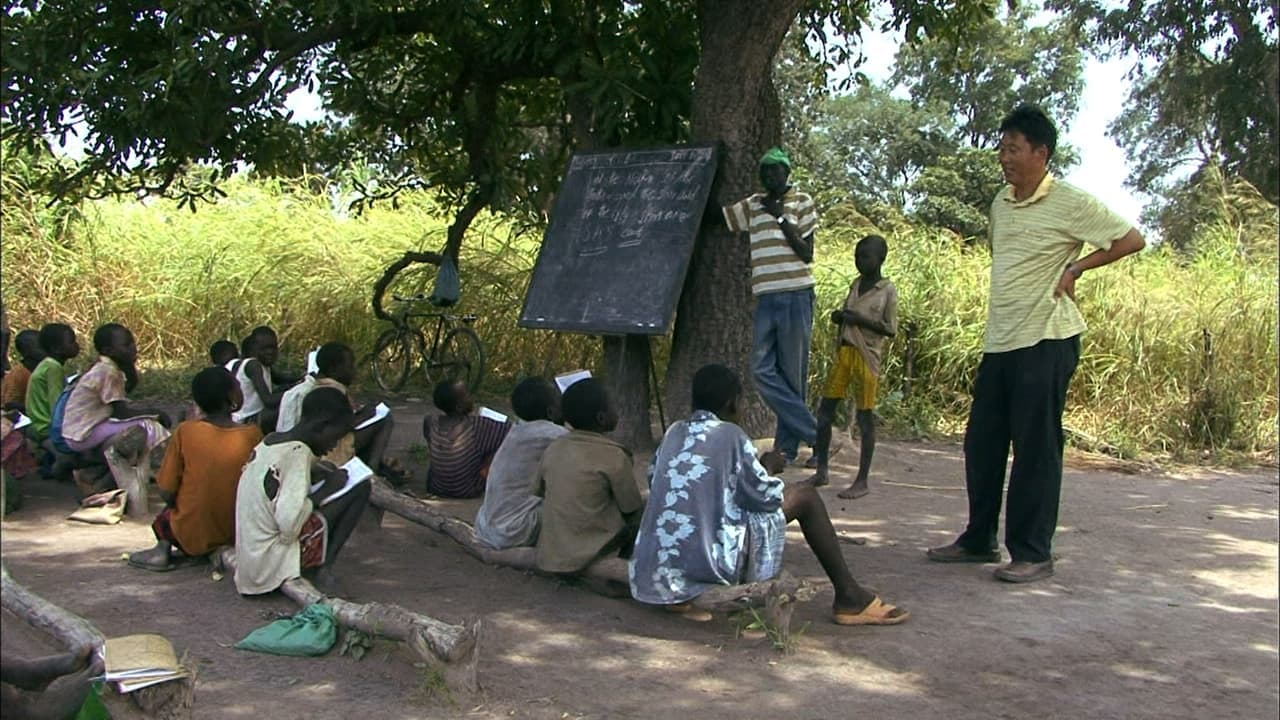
[{"xmin": 519, "ymin": 145, "xmax": 718, "ymax": 335}]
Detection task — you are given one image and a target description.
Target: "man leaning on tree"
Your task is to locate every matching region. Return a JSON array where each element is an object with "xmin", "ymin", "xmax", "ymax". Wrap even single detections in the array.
[
  {"xmin": 927, "ymin": 104, "xmax": 1145, "ymax": 584},
  {"xmin": 721, "ymin": 147, "xmax": 819, "ymax": 466}
]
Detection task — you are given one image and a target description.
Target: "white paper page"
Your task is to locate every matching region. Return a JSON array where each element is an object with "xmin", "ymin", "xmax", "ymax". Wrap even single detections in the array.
[
  {"xmin": 555, "ymin": 369, "xmax": 592, "ymax": 394},
  {"xmin": 478, "ymin": 406, "xmax": 508, "ymax": 424},
  {"xmin": 318, "ymin": 456, "xmax": 375, "ymax": 506},
  {"xmin": 354, "ymin": 402, "xmax": 390, "ymax": 430},
  {"xmin": 104, "ymin": 668, "xmax": 181, "ymax": 681},
  {"xmin": 117, "ymin": 672, "xmax": 188, "ymax": 693},
  {"xmin": 12, "ymin": 413, "xmax": 32, "ymax": 430}
]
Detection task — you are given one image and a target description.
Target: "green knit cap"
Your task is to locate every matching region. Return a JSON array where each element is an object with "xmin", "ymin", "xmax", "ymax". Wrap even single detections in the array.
[{"xmin": 759, "ymin": 146, "xmax": 791, "ymax": 169}]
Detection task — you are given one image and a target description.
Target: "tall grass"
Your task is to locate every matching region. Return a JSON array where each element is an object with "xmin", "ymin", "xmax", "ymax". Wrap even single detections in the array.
[{"xmin": 2, "ymin": 177, "xmax": 1275, "ymax": 463}]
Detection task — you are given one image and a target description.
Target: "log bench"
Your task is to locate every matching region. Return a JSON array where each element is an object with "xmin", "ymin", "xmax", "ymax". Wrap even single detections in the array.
[
  {"xmin": 212, "ymin": 548, "xmax": 481, "ymax": 691},
  {"xmin": 367, "ymin": 478, "xmax": 817, "ymax": 643}
]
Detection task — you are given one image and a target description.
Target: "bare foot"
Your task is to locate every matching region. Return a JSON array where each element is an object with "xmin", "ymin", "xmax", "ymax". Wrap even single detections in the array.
[
  {"xmin": 758, "ymin": 451, "xmax": 786, "ymax": 476},
  {"xmin": 50, "ymin": 646, "xmax": 92, "ymax": 676},
  {"xmin": 837, "ymin": 480, "xmax": 869, "ymax": 500},
  {"xmin": 313, "ymin": 567, "xmax": 344, "ymax": 596},
  {"xmin": 128, "ymin": 545, "xmax": 173, "ymax": 571},
  {"xmin": 808, "ymin": 468, "xmax": 829, "ymax": 487}
]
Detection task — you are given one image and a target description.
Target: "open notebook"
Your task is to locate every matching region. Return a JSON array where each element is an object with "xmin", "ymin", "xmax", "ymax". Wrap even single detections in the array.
[
  {"xmin": 101, "ymin": 634, "xmax": 189, "ymax": 693},
  {"xmin": 309, "ymin": 456, "xmax": 376, "ymax": 506},
  {"xmin": 555, "ymin": 369, "xmax": 592, "ymax": 394}
]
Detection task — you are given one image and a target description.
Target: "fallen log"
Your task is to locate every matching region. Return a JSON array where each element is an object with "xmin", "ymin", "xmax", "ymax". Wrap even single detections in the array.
[
  {"xmin": 213, "ymin": 548, "xmax": 480, "ymax": 692},
  {"xmin": 368, "ymin": 478, "xmax": 815, "ymax": 637},
  {"xmin": 1, "ymin": 565, "xmax": 104, "ymax": 651},
  {"xmin": 1, "ymin": 565, "xmax": 196, "ymax": 719}
]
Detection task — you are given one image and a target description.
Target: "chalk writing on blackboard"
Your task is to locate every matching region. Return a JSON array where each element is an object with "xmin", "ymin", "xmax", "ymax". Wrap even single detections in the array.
[{"xmin": 519, "ymin": 145, "xmax": 719, "ymax": 336}]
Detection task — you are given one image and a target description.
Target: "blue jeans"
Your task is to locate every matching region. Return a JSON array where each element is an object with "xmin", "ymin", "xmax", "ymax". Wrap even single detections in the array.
[{"xmin": 753, "ymin": 288, "xmax": 817, "ymax": 459}]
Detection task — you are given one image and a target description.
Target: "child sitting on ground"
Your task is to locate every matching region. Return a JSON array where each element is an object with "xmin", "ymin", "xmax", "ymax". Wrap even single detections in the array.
[
  {"xmin": 209, "ymin": 339, "xmax": 238, "ymax": 368},
  {"xmin": 475, "ymin": 377, "xmax": 568, "ymax": 549},
  {"xmin": 182, "ymin": 340, "xmax": 242, "ymax": 424},
  {"xmin": 631, "ymin": 364, "xmax": 909, "ymax": 625},
  {"xmin": 424, "ymin": 379, "xmax": 511, "ymax": 498},
  {"xmin": 24, "ymin": 324, "xmax": 79, "ymax": 446},
  {"xmin": 61, "ymin": 323, "xmax": 172, "ymax": 496},
  {"xmin": 234, "ymin": 387, "xmax": 370, "ymax": 595},
  {"xmin": 229, "ymin": 326, "xmax": 291, "ymax": 432},
  {"xmin": 128, "ymin": 367, "xmax": 263, "ymax": 571},
  {"xmin": 534, "ymin": 378, "xmax": 643, "ymax": 575},
  {"xmin": 276, "ymin": 342, "xmax": 405, "ymax": 483},
  {"xmin": 810, "ymin": 234, "xmax": 898, "ymax": 499},
  {"xmin": 2, "ymin": 329, "xmax": 45, "ymax": 412},
  {"xmin": 1, "ymin": 331, "xmax": 45, "ymax": 494}
]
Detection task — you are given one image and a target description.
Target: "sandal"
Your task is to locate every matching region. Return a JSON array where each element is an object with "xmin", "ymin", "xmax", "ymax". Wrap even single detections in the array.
[
  {"xmin": 832, "ymin": 596, "xmax": 910, "ymax": 626},
  {"xmin": 664, "ymin": 602, "xmax": 713, "ymax": 623}
]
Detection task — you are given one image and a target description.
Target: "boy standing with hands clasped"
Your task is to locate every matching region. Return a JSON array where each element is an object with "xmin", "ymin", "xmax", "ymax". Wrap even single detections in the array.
[{"xmin": 810, "ymin": 234, "xmax": 897, "ymax": 500}]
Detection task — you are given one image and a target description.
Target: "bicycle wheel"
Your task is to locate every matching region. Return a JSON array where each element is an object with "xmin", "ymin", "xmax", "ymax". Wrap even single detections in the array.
[
  {"xmin": 435, "ymin": 327, "xmax": 486, "ymax": 392},
  {"xmin": 371, "ymin": 327, "xmax": 415, "ymax": 392}
]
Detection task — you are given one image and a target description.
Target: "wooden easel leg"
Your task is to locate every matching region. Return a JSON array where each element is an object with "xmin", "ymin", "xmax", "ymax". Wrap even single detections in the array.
[{"xmin": 647, "ymin": 336, "xmax": 666, "ymax": 430}]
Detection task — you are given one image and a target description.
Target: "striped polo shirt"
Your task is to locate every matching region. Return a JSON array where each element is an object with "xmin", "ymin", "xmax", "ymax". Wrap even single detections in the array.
[
  {"xmin": 985, "ymin": 173, "xmax": 1133, "ymax": 353},
  {"xmin": 723, "ymin": 189, "xmax": 818, "ymax": 296}
]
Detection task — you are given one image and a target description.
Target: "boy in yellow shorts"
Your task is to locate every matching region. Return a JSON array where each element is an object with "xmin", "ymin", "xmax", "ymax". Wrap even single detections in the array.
[{"xmin": 810, "ymin": 234, "xmax": 897, "ymax": 499}]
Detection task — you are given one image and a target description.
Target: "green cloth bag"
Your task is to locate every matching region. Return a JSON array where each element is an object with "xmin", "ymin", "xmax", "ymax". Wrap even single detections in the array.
[
  {"xmin": 235, "ymin": 603, "xmax": 338, "ymax": 656},
  {"xmin": 73, "ymin": 681, "xmax": 111, "ymax": 720}
]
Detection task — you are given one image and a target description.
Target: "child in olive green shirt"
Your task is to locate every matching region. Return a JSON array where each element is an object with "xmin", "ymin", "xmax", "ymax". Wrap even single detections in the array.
[{"xmin": 534, "ymin": 379, "xmax": 642, "ymax": 575}]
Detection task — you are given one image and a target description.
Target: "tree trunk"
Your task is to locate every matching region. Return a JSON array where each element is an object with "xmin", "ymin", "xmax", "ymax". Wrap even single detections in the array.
[
  {"xmin": 664, "ymin": 1, "xmax": 805, "ymax": 435},
  {"xmin": 603, "ymin": 335, "xmax": 654, "ymax": 450}
]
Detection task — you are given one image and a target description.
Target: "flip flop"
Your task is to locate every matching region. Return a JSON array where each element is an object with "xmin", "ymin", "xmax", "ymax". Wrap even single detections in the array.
[
  {"xmin": 664, "ymin": 602, "xmax": 713, "ymax": 623},
  {"xmin": 832, "ymin": 596, "xmax": 910, "ymax": 626}
]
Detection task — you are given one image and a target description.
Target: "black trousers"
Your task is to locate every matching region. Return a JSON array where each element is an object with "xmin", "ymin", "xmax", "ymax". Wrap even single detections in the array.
[{"xmin": 957, "ymin": 336, "xmax": 1080, "ymax": 563}]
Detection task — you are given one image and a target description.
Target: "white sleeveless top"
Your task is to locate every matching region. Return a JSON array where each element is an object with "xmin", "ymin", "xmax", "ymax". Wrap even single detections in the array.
[{"xmin": 227, "ymin": 359, "xmax": 271, "ymax": 424}]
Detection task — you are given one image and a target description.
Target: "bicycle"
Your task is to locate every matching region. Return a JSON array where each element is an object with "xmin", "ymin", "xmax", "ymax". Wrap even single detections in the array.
[{"xmin": 371, "ymin": 293, "xmax": 487, "ymax": 393}]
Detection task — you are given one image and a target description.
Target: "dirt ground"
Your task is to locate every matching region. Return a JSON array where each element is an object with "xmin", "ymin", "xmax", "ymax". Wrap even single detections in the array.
[{"xmin": 2, "ymin": 397, "xmax": 1277, "ymax": 720}]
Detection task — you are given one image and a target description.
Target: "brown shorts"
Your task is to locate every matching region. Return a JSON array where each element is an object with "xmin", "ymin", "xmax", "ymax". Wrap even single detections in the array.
[
  {"xmin": 150, "ymin": 507, "xmax": 187, "ymax": 555},
  {"xmin": 299, "ymin": 512, "xmax": 328, "ymax": 569}
]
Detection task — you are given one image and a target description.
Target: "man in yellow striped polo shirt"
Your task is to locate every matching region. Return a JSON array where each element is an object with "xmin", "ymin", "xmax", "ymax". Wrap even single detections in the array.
[
  {"xmin": 723, "ymin": 147, "xmax": 819, "ymax": 464},
  {"xmin": 927, "ymin": 105, "xmax": 1145, "ymax": 584}
]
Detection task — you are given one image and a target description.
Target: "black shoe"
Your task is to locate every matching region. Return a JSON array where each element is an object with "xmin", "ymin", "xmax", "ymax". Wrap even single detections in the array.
[
  {"xmin": 926, "ymin": 543, "xmax": 1000, "ymax": 564},
  {"xmin": 993, "ymin": 560, "xmax": 1054, "ymax": 583}
]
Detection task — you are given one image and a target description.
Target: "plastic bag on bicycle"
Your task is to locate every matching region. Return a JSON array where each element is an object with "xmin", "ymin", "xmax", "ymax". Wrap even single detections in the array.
[{"xmin": 430, "ymin": 255, "xmax": 461, "ymax": 307}]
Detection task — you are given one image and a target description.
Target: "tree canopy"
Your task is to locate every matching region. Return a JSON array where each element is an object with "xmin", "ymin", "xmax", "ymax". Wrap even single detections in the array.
[
  {"xmin": 1052, "ymin": 0, "xmax": 1278, "ymax": 206},
  {"xmin": 1, "ymin": 1, "xmax": 994, "ymax": 235},
  {"xmin": 781, "ymin": 2, "xmax": 1084, "ymax": 239},
  {"xmin": 3, "ymin": 0, "xmax": 1004, "ymax": 442}
]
